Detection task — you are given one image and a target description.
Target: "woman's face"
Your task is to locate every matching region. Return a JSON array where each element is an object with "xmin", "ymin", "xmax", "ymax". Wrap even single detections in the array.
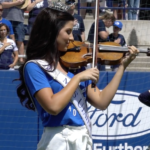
[
  {"xmin": 0, "ymin": 26, "xmax": 8, "ymax": 38},
  {"xmin": 57, "ymin": 21, "xmax": 74, "ymax": 52},
  {"xmin": 104, "ymin": 19, "xmax": 113, "ymax": 28}
]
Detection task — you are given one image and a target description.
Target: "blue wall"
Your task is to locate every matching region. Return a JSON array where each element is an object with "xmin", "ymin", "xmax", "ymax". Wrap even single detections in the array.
[{"xmin": 0, "ymin": 70, "xmax": 150, "ymax": 150}]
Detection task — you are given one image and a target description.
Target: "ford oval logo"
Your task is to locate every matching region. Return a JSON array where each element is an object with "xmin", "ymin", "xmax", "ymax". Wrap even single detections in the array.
[{"xmin": 88, "ymin": 90, "xmax": 150, "ymax": 140}]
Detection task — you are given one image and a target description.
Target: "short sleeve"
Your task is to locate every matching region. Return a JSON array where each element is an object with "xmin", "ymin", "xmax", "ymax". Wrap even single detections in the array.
[
  {"xmin": 8, "ymin": 21, "xmax": 14, "ymax": 35},
  {"xmin": 98, "ymin": 20, "xmax": 106, "ymax": 32},
  {"xmin": 12, "ymin": 40, "xmax": 18, "ymax": 51},
  {"xmin": 24, "ymin": 62, "xmax": 52, "ymax": 97}
]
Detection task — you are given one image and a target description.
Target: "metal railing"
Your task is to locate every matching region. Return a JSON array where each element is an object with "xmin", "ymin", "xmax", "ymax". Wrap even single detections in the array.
[{"xmin": 77, "ymin": 0, "xmax": 150, "ymax": 20}]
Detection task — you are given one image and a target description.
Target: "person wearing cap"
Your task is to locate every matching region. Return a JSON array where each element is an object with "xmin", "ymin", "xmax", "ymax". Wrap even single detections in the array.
[
  {"xmin": 26, "ymin": 0, "xmax": 48, "ymax": 33},
  {"xmin": 66, "ymin": 0, "xmax": 85, "ymax": 42},
  {"xmin": 109, "ymin": 21, "xmax": 126, "ymax": 47},
  {"xmin": 109, "ymin": 20, "xmax": 126, "ymax": 71},
  {"xmin": 0, "ymin": 0, "xmax": 29, "ymax": 64}
]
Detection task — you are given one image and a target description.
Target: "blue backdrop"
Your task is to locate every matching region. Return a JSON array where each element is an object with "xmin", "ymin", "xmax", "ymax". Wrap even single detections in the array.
[{"xmin": 0, "ymin": 70, "xmax": 150, "ymax": 150}]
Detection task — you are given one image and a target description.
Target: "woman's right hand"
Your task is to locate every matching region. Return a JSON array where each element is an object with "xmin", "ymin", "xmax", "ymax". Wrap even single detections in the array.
[
  {"xmin": 75, "ymin": 68, "xmax": 99, "ymax": 83},
  {"xmin": 4, "ymin": 42, "xmax": 11, "ymax": 48}
]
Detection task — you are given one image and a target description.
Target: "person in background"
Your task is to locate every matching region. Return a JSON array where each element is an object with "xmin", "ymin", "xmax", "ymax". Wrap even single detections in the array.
[
  {"xmin": 0, "ymin": 4, "xmax": 15, "ymax": 41},
  {"xmin": 66, "ymin": 0, "xmax": 85, "ymax": 42},
  {"xmin": 128, "ymin": 0, "xmax": 140, "ymax": 20},
  {"xmin": 26, "ymin": 0, "xmax": 48, "ymax": 33},
  {"xmin": 109, "ymin": 21, "xmax": 126, "ymax": 46},
  {"xmin": 138, "ymin": 90, "xmax": 150, "ymax": 107},
  {"xmin": 88, "ymin": 12, "xmax": 115, "ymax": 43},
  {"xmin": 16, "ymin": 6, "xmax": 139, "ymax": 150},
  {"xmin": 0, "ymin": 0, "xmax": 28, "ymax": 64},
  {"xmin": 109, "ymin": 20, "xmax": 126, "ymax": 71},
  {"xmin": 112, "ymin": 0, "xmax": 127, "ymax": 19},
  {"xmin": 139, "ymin": 0, "xmax": 150, "ymax": 20},
  {"xmin": 0, "ymin": 23, "xmax": 18, "ymax": 69},
  {"xmin": 79, "ymin": 0, "xmax": 104, "ymax": 19},
  {"xmin": 87, "ymin": 12, "xmax": 115, "ymax": 70}
]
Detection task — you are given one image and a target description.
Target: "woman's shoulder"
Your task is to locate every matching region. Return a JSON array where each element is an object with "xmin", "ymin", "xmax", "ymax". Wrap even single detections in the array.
[
  {"xmin": 24, "ymin": 62, "xmax": 45, "ymax": 76},
  {"xmin": 24, "ymin": 61, "xmax": 53, "ymax": 82},
  {"xmin": 7, "ymin": 38, "xmax": 15, "ymax": 44},
  {"xmin": 25, "ymin": 62, "xmax": 42, "ymax": 72},
  {"xmin": 99, "ymin": 19, "xmax": 104, "ymax": 23}
]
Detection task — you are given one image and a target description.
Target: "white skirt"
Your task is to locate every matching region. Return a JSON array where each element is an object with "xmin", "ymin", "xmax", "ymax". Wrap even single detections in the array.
[{"xmin": 37, "ymin": 125, "xmax": 93, "ymax": 150}]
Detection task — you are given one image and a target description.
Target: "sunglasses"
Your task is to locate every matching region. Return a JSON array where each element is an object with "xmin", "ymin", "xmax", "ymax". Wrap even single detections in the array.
[{"xmin": 0, "ymin": 9, "xmax": 3, "ymax": 11}]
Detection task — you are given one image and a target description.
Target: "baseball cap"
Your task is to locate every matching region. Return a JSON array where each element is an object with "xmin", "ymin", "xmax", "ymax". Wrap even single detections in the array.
[{"xmin": 113, "ymin": 21, "xmax": 123, "ymax": 29}]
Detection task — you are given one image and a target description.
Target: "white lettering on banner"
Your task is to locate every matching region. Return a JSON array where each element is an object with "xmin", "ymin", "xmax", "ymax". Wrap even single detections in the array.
[
  {"xmin": 88, "ymin": 90, "xmax": 150, "ymax": 140},
  {"xmin": 93, "ymin": 143, "xmax": 148, "ymax": 150},
  {"xmin": 28, "ymin": 60, "xmax": 92, "ymax": 136}
]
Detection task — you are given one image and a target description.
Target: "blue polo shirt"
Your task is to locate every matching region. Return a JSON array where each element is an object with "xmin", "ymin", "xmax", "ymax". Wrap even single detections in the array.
[{"xmin": 24, "ymin": 62, "xmax": 92, "ymax": 127}]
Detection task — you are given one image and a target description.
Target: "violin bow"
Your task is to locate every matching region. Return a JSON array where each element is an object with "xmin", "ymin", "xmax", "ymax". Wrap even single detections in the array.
[{"xmin": 91, "ymin": 0, "xmax": 99, "ymax": 88}]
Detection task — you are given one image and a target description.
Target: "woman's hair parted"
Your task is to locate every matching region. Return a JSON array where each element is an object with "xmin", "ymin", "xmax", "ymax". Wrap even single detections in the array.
[{"xmin": 17, "ymin": 7, "xmax": 74, "ymax": 111}]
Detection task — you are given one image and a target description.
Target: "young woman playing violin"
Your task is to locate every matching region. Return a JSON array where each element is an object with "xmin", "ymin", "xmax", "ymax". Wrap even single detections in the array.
[{"xmin": 16, "ymin": 6, "xmax": 139, "ymax": 150}]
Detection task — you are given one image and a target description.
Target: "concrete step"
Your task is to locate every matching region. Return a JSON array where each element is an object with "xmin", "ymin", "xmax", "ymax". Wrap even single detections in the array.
[
  {"xmin": 131, "ymin": 56, "xmax": 150, "ymax": 62},
  {"xmin": 128, "ymin": 62, "xmax": 150, "ymax": 67},
  {"xmin": 126, "ymin": 67, "xmax": 150, "ymax": 72}
]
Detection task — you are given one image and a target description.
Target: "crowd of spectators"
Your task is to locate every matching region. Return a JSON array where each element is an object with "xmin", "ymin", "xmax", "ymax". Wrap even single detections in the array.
[
  {"xmin": 0, "ymin": 0, "xmax": 149, "ymax": 70},
  {"xmin": 79, "ymin": 0, "xmax": 141, "ymax": 20}
]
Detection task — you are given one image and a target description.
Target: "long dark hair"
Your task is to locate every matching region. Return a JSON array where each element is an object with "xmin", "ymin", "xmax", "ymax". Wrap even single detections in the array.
[{"xmin": 17, "ymin": 8, "xmax": 74, "ymax": 111}]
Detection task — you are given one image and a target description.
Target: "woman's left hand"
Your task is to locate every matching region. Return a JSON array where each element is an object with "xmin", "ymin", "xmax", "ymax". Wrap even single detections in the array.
[
  {"xmin": 121, "ymin": 46, "xmax": 139, "ymax": 69},
  {"xmin": 9, "ymin": 63, "xmax": 15, "ymax": 68}
]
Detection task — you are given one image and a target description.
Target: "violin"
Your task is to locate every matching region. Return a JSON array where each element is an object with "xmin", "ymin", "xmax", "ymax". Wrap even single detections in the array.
[{"xmin": 60, "ymin": 41, "xmax": 150, "ymax": 69}]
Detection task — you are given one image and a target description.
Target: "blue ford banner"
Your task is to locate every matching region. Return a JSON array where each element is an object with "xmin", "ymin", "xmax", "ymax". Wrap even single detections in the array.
[
  {"xmin": 90, "ymin": 72, "xmax": 150, "ymax": 150},
  {"xmin": 0, "ymin": 71, "xmax": 150, "ymax": 150}
]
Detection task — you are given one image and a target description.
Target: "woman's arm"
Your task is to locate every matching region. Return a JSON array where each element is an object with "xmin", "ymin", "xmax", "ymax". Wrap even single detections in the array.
[
  {"xmin": 26, "ymin": 0, "xmax": 43, "ymax": 12},
  {"xmin": 1, "ymin": 0, "xmax": 25, "ymax": 8},
  {"xmin": 87, "ymin": 46, "xmax": 139, "ymax": 110},
  {"xmin": 0, "ymin": 42, "xmax": 11, "ymax": 54},
  {"xmin": 9, "ymin": 51, "xmax": 18, "ymax": 68},
  {"xmin": 35, "ymin": 68, "xmax": 99, "ymax": 115},
  {"xmin": 99, "ymin": 30, "xmax": 109, "ymax": 40},
  {"xmin": 81, "ymin": 32, "xmax": 85, "ymax": 42}
]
